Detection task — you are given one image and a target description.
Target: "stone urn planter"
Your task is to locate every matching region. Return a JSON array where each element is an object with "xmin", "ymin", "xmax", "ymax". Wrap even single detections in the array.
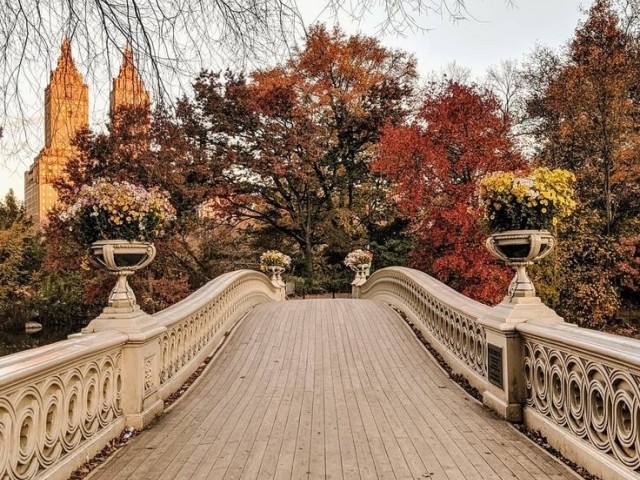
[
  {"xmin": 485, "ymin": 230, "xmax": 555, "ymax": 299},
  {"xmin": 344, "ymin": 249, "xmax": 374, "ymax": 290},
  {"xmin": 266, "ymin": 265, "xmax": 286, "ymax": 288},
  {"xmin": 90, "ymin": 240, "xmax": 156, "ymax": 311},
  {"xmin": 350, "ymin": 264, "xmax": 371, "ymax": 287},
  {"xmin": 259, "ymin": 250, "xmax": 291, "ymax": 293}
]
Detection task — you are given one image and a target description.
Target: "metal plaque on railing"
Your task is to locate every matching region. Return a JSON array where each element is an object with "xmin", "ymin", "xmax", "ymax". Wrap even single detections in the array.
[{"xmin": 487, "ymin": 344, "xmax": 503, "ymax": 389}]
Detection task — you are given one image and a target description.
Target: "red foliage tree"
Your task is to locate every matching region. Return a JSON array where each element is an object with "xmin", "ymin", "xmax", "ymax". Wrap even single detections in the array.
[{"xmin": 375, "ymin": 82, "xmax": 524, "ymax": 304}]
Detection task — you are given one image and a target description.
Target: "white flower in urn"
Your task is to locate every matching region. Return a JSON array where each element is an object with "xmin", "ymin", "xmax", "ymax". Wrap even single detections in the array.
[
  {"xmin": 344, "ymin": 249, "xmax": 373, "ymax": 270},
  {"xmin": 260, "ymin": 250, "xmax": 291, "ymax": 287},
  {"xmin": 344, "ymin": 249, "xmax": 373, "ymax": 286}
]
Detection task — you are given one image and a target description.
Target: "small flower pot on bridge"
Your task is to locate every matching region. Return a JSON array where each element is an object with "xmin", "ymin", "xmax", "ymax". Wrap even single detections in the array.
[
  {"xmin": 260, "ymin": 251, "xmax": 290, "ymax": 298},
  {"xmin": 344, "ymin": 249, "xmax": 373, "ymax": 298},
  {"xmin": 266, "ymin": 265, "xmax": 286, "ymax": 288},
  {"xmin": 350, "ymin": 264, "xmax": 370, "ymax": 287}
]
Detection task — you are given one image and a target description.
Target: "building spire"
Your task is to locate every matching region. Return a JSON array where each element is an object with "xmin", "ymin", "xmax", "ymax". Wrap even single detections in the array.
[
  {"xmin": 45, "ymin": 36, "xmax": 88, "ymax": 149},
  {"xmin": 110, "ymin": 44, "xmax": 150, "ymax": 117},
  {"xmin": 61, "ymin": 35, "xmax": 71, "ymax": 56},
  {"xmin": 123, "ymin": 43, "xmax": 134, "ymax": 66},
  {"xmin": 25, "ymin": 35, "xmax": 88, "ymax": 225}
]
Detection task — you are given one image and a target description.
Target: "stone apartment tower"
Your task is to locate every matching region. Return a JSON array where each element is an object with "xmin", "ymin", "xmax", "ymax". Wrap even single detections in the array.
[
  {"xmin": 110, "ymin": 45, "xmax": 150, "ymax": 117},
  {"xmin": 24, "ymin": 38, "xmax": 88, "ymax": 225},
  {"xmin": 25, "ymin": 41, "xmax": 150, "ymax": 225}
]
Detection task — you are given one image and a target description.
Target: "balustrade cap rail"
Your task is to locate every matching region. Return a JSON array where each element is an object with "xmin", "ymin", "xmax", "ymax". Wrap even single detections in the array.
[
  {"xmin": 153, "ymin": 269, "xmax": 277, "ymax": 327},
  {"xmin": 0, "ymin": 330, "xmax": 127, "ymax": 388},
  {"xmin": 363, "ymin": 267, "xmax": 499, "ymax": 326},
  {"xmin": 518, "ymin": 321, "xmax": 640, "ymax": 367}
]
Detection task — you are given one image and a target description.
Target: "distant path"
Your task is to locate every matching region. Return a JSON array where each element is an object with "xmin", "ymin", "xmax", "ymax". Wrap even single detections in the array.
[{"xmin": 91, "ymin": 299, "xmax": 575, "ymax": 480}]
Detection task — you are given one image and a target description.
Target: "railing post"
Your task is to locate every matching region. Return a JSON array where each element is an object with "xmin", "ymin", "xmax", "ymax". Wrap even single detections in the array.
[
  {"xmin": 480, "ymin": 295, "xmax": 564, "ymax": 422},
  {"xmin": 80, "ymin": 308, "xmax": 166, "ymax": 429},
  {"xmin": 481, "ymin": 324, "xmax": 525, "ymax": 422}
]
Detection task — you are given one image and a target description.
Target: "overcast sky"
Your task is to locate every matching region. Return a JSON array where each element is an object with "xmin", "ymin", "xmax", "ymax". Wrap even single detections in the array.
[{"xmin": 0, "ymin": 0, "xmax": 591, "ymax": 201}]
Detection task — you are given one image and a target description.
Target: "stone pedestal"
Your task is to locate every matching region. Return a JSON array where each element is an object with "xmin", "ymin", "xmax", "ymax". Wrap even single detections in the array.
[{"xmin": 489, "ymin": 296, "xmax": 563, "ymax": 325}]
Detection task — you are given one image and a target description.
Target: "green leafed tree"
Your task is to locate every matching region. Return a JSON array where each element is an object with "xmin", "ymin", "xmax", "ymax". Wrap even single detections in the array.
[{"xmin": 0, "ymin": 191, "xmax": 44, "ymax": 328}]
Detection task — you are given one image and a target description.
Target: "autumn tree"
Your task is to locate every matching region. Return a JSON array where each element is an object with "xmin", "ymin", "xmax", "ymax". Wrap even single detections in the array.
[
  {"xmin": 0, "ymin": 191, "xmax": 44, "ymax": 328},
  {"xmin": 375, "ymin": 81, "xmax": 524, "ymax": 304},
  {"xmin": 524, "ymin": 0, "xmax": 640, "ymax": 326},
  {"xmin": 47, "ymin": 106, "xmax": 251, "ymax": 313},
  {"xmin": 179, "ymin": 25, "xmax": 417, "ymax": 280}
]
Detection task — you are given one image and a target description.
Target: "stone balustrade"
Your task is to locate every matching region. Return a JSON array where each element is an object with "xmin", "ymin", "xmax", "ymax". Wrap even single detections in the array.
[
  {"xmin": 519, "ymin": 321, "xmax": 640, "ymax": 480},
  {"xmin": 0, "ymin": 332, "xmax": 127, "ymax": 480},
  {"xmin": 359, "ymin": 266, "xmax": 640, "ymax": 480},
  {"xmin": 359, "ymin": 267, "xmax": 496, "ymax": 391},
  {"xmin": 0, "ymin": 269, "xmax": 284, "ymax": 480}
]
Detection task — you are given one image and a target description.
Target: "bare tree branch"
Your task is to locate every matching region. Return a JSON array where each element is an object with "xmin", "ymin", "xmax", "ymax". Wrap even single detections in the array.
[{"xmin": 0, "ymin": 0, "xmax": 500, "ymax": 172}]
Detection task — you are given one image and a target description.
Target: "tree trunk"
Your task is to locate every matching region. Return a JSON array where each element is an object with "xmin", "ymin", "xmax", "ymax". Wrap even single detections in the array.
[
  {"xmin": 305, "ymin": 235, "xmax": 314, "ymax": 282},
  {"xmin": 304, "ymin": 198, "xmax": 314, "ymax": 281},
  {"xmin": 604, "ymin": 155, "xmax": 613, "ymax": 235}
]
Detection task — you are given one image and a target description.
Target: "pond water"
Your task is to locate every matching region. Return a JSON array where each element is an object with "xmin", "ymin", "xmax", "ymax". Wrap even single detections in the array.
[{"xmin": 0, "ymin": 323, "xmax": 85, "ymax": 357}]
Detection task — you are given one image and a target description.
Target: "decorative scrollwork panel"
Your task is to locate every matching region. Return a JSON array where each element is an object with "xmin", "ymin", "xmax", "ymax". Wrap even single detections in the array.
[
  {"xmin": 0, "ymin": 349, "xmax": 123, "ymax": 480},
  {"xmin": 524, "ymin": 339, "xmax": 640, "ymax": 471},
  {"xmin": 360, "ymin": 270, "xmax": 488, "ymax": 377}
]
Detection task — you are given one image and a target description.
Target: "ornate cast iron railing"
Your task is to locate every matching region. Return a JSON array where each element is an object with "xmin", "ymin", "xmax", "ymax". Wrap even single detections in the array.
[
  {"xmin": 0, "ymin": 270, "xmax": 282, "ymax": 480},
  {"xmin": 359, "ymin": 267, "xmax": 501, "ymax": 391},
  {"xmin": 519, "ymin": 322, "xmax": 640, "ymax": 478},
  {"xmin": 0, "ymin": 332, "xmax": 127, "ymax": 480}
]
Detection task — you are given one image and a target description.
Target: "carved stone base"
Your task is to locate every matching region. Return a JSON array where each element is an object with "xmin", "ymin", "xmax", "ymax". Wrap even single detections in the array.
[
  {"xmin": 489, "ymin": 297, "xmax": 563, "ymax": 327},
  {"xmin": 82, "ymin": 307, "xmax": 164, "ymax": 338},
  {"xmin": 483, "ymin": 390, "xmax": 522, "ymax": 422},
  {"xmin": 125, "ymin": 398, "xmax": 164, "ymax": 430}
]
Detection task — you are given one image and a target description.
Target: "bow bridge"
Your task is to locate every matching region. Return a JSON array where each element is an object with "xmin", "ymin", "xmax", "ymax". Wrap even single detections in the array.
[{"xmin": 1, "ymin": 268, "xmax": 639, "ymax": 479}]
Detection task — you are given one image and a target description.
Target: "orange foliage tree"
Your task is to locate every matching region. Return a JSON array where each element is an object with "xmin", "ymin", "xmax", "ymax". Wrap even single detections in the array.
[
  {"xmin": 178, "ymin": 25, "xmax": 417, "ymax": 279},
  {"xmin": 375, "ymin": 82, "xmax": 524, "ymax": 304},
  {"xmin": 524, "ymin": 0, "xmax": 640, "ymax": 326}
]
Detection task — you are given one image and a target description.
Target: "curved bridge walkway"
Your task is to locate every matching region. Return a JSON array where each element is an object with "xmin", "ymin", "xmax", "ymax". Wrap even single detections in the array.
[{"xmin": 92, "ymin": 300, "xmax": 574, "ymax": 480}]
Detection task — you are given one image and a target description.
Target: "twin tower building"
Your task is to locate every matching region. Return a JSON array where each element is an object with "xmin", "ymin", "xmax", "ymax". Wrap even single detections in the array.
[{"xmin": 24, "ymin": 38, "xmax": 150, "ymax": 225}]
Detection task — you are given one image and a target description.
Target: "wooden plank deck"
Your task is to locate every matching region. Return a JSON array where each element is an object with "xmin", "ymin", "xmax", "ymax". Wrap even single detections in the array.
[{"xmin": 91, "ymin": 299, "xmax": 576, "ymax": 480}]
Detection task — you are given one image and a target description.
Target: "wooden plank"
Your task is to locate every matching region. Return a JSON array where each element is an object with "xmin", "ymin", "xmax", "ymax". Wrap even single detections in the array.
[
  {"xmin": 92, "ymin": 299, "xmax": 576, "ymax": 480},
  {"xmin": 212, "ymin": 301, "xmax": 303, "ymax": 479},
  {"xmin": 256, "ymin": 301, "xmax": 306, "ymax": 479},
  {"xmin": 273, "ymin": 300, "xmax": 311, "ymax": 480},
  {"xmin": 307, "ymin": 304, "xmax": 326, "ymax": 480},
  {"xmin": 332, "ymin": 303, "xmax": 378, "ymax": 480}
]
